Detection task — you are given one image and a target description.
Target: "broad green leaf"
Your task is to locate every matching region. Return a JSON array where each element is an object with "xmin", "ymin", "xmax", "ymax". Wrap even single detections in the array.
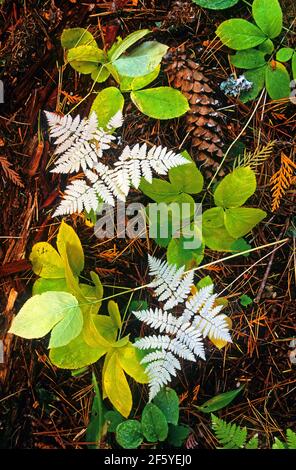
[
  {"xmin": 196, "ymin": 385, "xmax": 244, "ymax": 413},
  {"xmin": 240, "ymin": 65, "xmax": 267, "ymax": 102},
  {"xmin": 258, "ymin": 39, "xmax": 275, "ymax": 55},
  {"xmin": 9, "ymin": 291, "xmax": 80, "ymax": 339},
  {"xmin": 140, "ymin": 178, "xmax": 179, "ymax": 202},
  {"xmin": 117, "ymin": 343, "xmax": 149, "ymax": 384},
  {"xmin": 83, "ymin": 314, "xmax": 117, "ymax": 349},
  {"xmin": 167, "ymin": 232, "xmax": 205, "ymax": 270},
  {"xmin": 50, "ymin": 332, "xmax": 107, "ymax": 369},
  {"xmin": 30, "ymin": 242, "xmax": 65, "ymax": 279},
  {"xmin": 91, "ymin": 65, "xmax": 110, "ymax": 83},
  {"xmin": 252, "ymin": 0, "xmax": 283, "ymax": 39},
  {"xmin": 225, "ymin": 207, "xmax": 266, "ymax": 238},
  {"xmin": 49, "ymin": 301, "xmax": 83, "ymax": 348},
  {"xmin": 80, "ymin": 283, "xmax": 101, "ymax": 315},
  {"xmin": 192, "ymin": 0, "xmax": 239, "ymax": 8},
  {"xmin": 265, "ymin": 62, "xmax": 291, "ymax": 100},
  {"xmin": 109, "ymin": 29, "xmax": 151, "ymax": 61},
  {"xmin": 86, "ymin": 373, "xmax": 105, "ymax": 449},
  {"xmin": 103, "ymin": 351, "xmax": 133, "ymax": 418},
  {"xmin": 216, "ymin": 19, "xmax": 267, "ymax": 51},
  {"xmin": 120, "ymin": 65, "xmax": 160, "ymax": 92},
  {"xmin": 116, "ymin": 420, "xmax": 143, "ymax": 449},
  {"xmin": 202, "ymin": 207, "xmax": 225, "ymax": 228},
  {"xmin": 104, "ymin": 410, "xmax": 125, "ymax": 432},
  {"xmin": 113, "ymin": 41, "xmax": 168, "ymax": 78},
  {"xmin": 214, "ymin": 167, "xmax": 257, "ymax": 208},
  {"xmin": 230, "ymin": 49, "xmax": 266, "ymax": 69},
  {"xmin": 292, "ymin": 53, "xmax": 296, "ymax": 80},
  {"xmin": 167, "ymin": 424, "xmax": 190, "ymax": 447},
  {"xmin": 141, "ymin": 403, "xmax": 168, "ymax": 442},
  {"xmin": 61, "ymin": 28, "xmax": 97, "ymax": 49},
  {"xmin": 276, "ymin": 47, "xmax": 294, "ymax": 62},
  {"xmin": 203, "ymin": 225, "xmax": 236, "ymax": 252},
  {"xmin": 57, "ymin": 221, "xmax": 84, "ymax": 275},
  {"xmin": 197, "ymin": 276, "xmax": 214, "ymax": 289},
  {"xmin": 230, "ymin": 238, "xmax": 251, "ymax": 257},
  {"xmin": 32, "ymin": 277, "xmax": 69, "ymax": 296},
  {"xmin": 91, "ymin": 87, "xmax": 124, "ymax": 129},
  {"xmin": 153, "ymin": 387, "xmax": 179, "ymax": 425},
  {"xmin": 169, "ymin": 151, "xmax": 204, "ymax": 194},
  {"xmin": 131, "ymin": 87, "xmax": 189, "ymax": 119},
  {"xmin": 67, "ymin": 45, "xmax": 104, "ymax": 74},
  {"xmin": 107, "ymin": 301, "xmax": 122, "ymax": 329}
]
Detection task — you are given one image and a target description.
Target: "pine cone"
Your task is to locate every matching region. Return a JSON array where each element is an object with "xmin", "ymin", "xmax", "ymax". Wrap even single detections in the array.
[
  {"xmin": 162, "ymin": 1, "xmax": 200, "ymax": 28},
  {"xmin": 165, "ymin": 45, "xmax": 224, "ymax": 174}
]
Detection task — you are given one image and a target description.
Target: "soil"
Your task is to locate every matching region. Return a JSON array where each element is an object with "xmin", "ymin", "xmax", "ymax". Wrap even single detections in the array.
[{"xmin": 0, "ymin": 0, "xmax": 295, "ymax": 449}]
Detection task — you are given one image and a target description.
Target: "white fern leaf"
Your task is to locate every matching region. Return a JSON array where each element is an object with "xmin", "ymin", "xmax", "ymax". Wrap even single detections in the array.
[
  {"xmin": 144, "ymin": 352, "xmax": 181, "ymax": 400},
  {"xmin": 106, "ymin": 110, "xmax": 123, "ymax": 130},
  {"xmin": 148, "ymin": 255, "xmax": 194, "ymax": 310},
  {"xmin": 193, "ymin": 307, "xmax": 232, "ymax": 343},
  {"xmin": 134, "ymin": 334, "xmax": 171, "ymax": 351},
  {"xmin": 133, "ymin": 308, "xmax": 178, "ymax": 334},
  {"xmin": 180, "ymin": 284, "xmax": 214, "ymax": 323},
  {"xmin": 175, "ymin": 323, "xmax": 205, "ymax": 360},
  {"xmin": 53, "ymin": 179, "xmax": 99, "ymax": 217}
]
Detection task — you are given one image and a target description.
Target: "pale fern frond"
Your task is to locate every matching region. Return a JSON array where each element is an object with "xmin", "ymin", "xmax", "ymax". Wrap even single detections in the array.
[
  {"xmin": 148, "ymin": 255, "xmax": 194, "ymax": 310},
  {"xmin": 133, "ymin": 256, "xmax": 232, "ymax": 400},
  {"xmin": 233, "ymin": 141, "xmax": 275, "ymax": 172},
  {"xmin": 53, "ymin": 179, "xmax": 99, "ymax": 217}
]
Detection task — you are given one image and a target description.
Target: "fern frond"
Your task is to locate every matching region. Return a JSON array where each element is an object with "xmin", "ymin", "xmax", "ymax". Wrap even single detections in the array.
[
  {"xmin": 286, "ymin": 429, "xmax": 296, "ymax": 449},
  {"xmin": 211, "ymin": 414, "xmax": 247, "ymax": 449},
  {"xmin": 270, "ymin": 153, "xmax": 296, "ymax": 212},
  {"xmin": 148, "ymin": 255, "xmax": 194, "ymax": 310},
  {"xmin": 272, "ymin": 437, "xmax": 286, "ymax": 449},
  {"xmin": 53, "ymin": 179, "xmax": 99, "ymax": 216},
  {"xmin": 245, "ymin": 435, "xmax": 259, "ymax": 449},
  {"xmin": 0, "ymin": 155, "xmax": 24, "ymax": 187},
  {"xmin": 144, "ymin": 352, "xmax": 181, "ymax": 401},
  {"xmin": 234, "ymin": 141, "xmax": 275, "ymax": 171},
  {"xmin": 133, "ymin": 308, "xmax": 179, "ymax": 334}
]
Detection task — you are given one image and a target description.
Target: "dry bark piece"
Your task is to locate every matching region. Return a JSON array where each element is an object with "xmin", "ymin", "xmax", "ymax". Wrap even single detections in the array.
[
  {"xmin": 162, "ymin": 1, "xmax": 200, "ymax": 28},
  {"xmin": 164, "ymin": 44, "xmax": 224, "ymax": 174}
]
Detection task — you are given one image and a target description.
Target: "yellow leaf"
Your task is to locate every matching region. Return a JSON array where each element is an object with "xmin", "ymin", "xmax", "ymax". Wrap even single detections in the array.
[
  {"xmin": 83, "ymin": 314, "xmax": 117, "ymax": 349},
  {"xmin": 209, "ymin": 316, "xmax": 233, "ymax": 350},
  {"xmin": 108, "ymin": 300, "xmax": 122, "ymax": 329},
  {"xmin": 103, "ymin": 351, "xmax": 132, "ymax": 418},
  {"xmin": 117, "ymin": 342, "xmax": 149, "ymax": 384}
]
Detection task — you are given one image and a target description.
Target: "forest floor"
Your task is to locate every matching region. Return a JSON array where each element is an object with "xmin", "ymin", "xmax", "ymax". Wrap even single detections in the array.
[{"xmin": 0, "ymin": 0, "xmax": 295, "ymax": 449}]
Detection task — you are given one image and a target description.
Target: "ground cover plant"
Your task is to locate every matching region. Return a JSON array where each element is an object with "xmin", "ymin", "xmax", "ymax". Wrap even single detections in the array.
[{"xmin": 0, "ymin": 0, "xmax": 295, "ymax": 453}]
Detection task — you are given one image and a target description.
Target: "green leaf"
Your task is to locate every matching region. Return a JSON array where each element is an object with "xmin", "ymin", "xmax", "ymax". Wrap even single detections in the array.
[
  {"xmin": 103, "ymin": 351, "xmax": 132, "ymax": 418},
  {"xmin": 83, "ymin": 314, "xmax": 117, "ymax": 349},
  {"xmin": 230, "ymin": 238, "xmax": 251, "ymax": 257},
  {"xmin": 258, "ymin": 39, "xmax": 274, "ymax": 55},
  {"xmin": 61, "ymin": 28, "xmax": 97, "ymax": 49},
  {"xmin": 32, "ymin": 278, "xmax": 69, "ymax": 296},
  {"xmin": 276, "ymin": 47, "xmax": 294, "ymax": 62},
  {"xmin": 252, "ymin": 0, "xmax": 283, "ymax": 39},
  {"xmin": 240, "ymin": 65, "xmax": 267, "ymax": 102},
  {"xmin": 91, "ymin": 65, "xmax": 110, "ymax": 83},
  {"xmin": 79, "ymin": 284, "xmax": 101, "ymax": 315},
  {"xmin": 90, "ymin": 271, "xmax": 104, "ymax": 301},
  {"xmin": 240, "ymin": 294, "xmax": 253, "ymax": 307},
  {"xmin": 30, "ymin": 242, "xmax": 65, "ymax": 279},
  {"xmin": 116, "ymin": 420, "xmax": 143, "ymax": 449},
  {"xmin": 104, "ymin": 410, "xmax": 125, "ymax": 432},
  {"xmin": 197, "ymin": 276, "xmax": 214, "ymax": 289},
  {"xmin": 67, "ymin": 45, "xmax": 104, "ymax": 74},
  {"xmin": 141, "ymin": 403, "xmax": 169, "ymax": 442},
  {"xmin": 245, "ymin": 435, "xmax": 259, "ymax": 449},
  {"xmin": 152, "ymin": 387, "xmax": 179, "ymax": 426},
  {"xmin": 202, "ymin": 206, "xmax": 225, "ymax": 228},
  {"xmin": 192, "ymin": 0, "xmax": 239, "ymax": 9},
  {"xmin": 265, "ymin": 61, "xmax": 291, "ymax": 100},
  {"xmin": 109, "ymin": 29, "xmax": 151, "ymax": 61},
  {"xmin": 131, "ymin": 87, "xmax": 189, "ymax": 119},
  {"xmin": 107, "ymin": 300, "xmax": 122, "ymax": 329},
  {"xmin": 57, "ymin": 221, "xmax": 84, "ymax": 275},
  {"xmin": 272, "ymin": 437, "xmax": 286, "ymax": 449},
  {"xmin": 196, "ymin": 386, "xmax": 244, "ymax": 413},
  {"xmin": 167, "ymin": 424, "xmax": 190, "ymax": 447},
  {"xmin": 50, "ymin": 332, "xmax": 107, "ymax": 369},
  {"xmin": 225, "ymin": 207, "xmax": 267, "ymax": 238},
  {"xmin": 230, "ymin": 49, "xmax": 266, "ymax": 69},
  {"xmin": 216, "ymin": 19, "xmax": 267, "ymax": 51},
  {"xmin": 169, "ymin": 151, "xmax": 204, "ymax": 194},
  {"xmin": 214, "ymin": 167, "xmax": 257, "ymax": 208},
  {"xmin": 91, "ymin": 87, "xmax": 124, "ymax": 129},
  {"xmin": 113, "ymin": 41, "xmax": 168, "ymax": 78},
  {"xmin": 167, "ymin": 232, "xmax": 205, "ymax": 270},
  {"xmin": 120, "ymin": 65, "xmax": 160, "ymax": 92},
  {"xmin": 202, "ymin": 207, "xmax": 236, "ymax": 251},
  {"xmin": 117, "ymin": 343, "xmax": 149, "ymax": 384},
  {"xmin": 9, "ymin": 291, "xmax": 81, "ymax": 340},
  {"xmin": 140, "ymin": 178, "xmax": 179, "ymax": 202},
  {"xmin": 292, "ymin": 53, "xmax": 296, "ymax": 80},
  {"xmin": 86, "ymin": 373, "xmax": 104, "ymax": 448},
  {"xmin": 49, "ymin": 303, "xmax": 83, "ymax": 349}
]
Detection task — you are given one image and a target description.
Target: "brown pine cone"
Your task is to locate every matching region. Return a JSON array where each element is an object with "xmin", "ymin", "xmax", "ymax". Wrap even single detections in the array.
[
  {"xmin": 162, "ymin": 1, "xmax": 200, "ymax": 28},
  {"xmin": 165, "ymin": 45, "xmax": 224, "ymax": 174}
]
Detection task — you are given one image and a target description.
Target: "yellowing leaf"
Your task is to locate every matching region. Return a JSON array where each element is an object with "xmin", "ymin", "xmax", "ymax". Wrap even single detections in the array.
[
  {"xmin": 117, "ymin": 343, "xmax": 149, "ymax": 384},
  {"xmin": 30, "ymin": 242, "xmax": 65, "ymax": 279},
  {"xmin": 103, "ymin": 351, "xmax": 132, "ymax": 418},
  {"xmin": 108, "ymin": 301, "xmax": 122, "ymax": 329},
  {"xmin": 83, "ymin": 314, "xmax": 117, "ymax": 349},
  {"xmin": 57, "ymin": 221, "xmax": 84, "ymax": 275},
  {"xmin": 209, "ymin": 316, "xmax": 232, "ymax": 349}
]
